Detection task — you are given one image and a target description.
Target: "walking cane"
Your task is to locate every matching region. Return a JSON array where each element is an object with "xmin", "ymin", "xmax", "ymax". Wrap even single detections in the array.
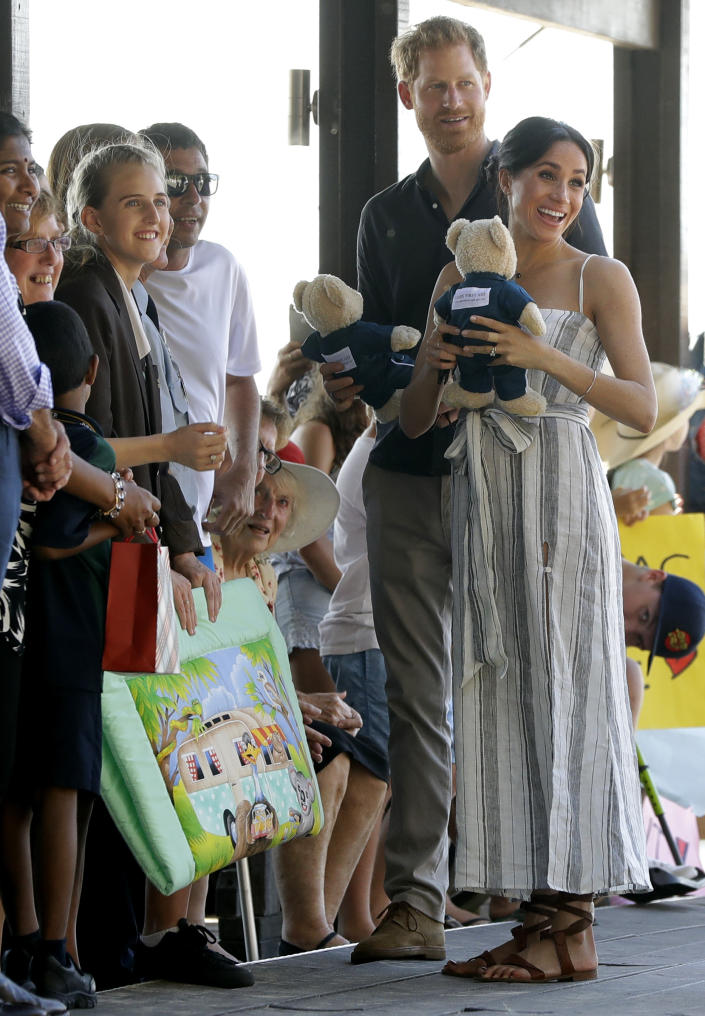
[{"xmin": 637, "ymin": 744, "xmax": 683, "ymax": 865}]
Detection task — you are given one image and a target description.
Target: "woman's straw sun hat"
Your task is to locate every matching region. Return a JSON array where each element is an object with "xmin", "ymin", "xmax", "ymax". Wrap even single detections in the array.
[{"xmin": 591, "ymin": 362, "xmax": 705, "ymax": 470}]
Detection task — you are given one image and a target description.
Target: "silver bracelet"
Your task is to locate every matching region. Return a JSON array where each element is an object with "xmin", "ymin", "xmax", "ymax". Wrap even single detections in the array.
[
  {"xmin": 580, "ymin": 367, "xmax": 598, "ymax": 399},
  {"xmin": 102, "ymin": 471, "xmax": 126, "ymax": 519}
]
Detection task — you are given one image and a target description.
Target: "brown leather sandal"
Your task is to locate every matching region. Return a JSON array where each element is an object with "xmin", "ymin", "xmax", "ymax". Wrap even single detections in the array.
[
  {"xmin": 441, "ymin": 894, "xmax": 558, "ymax": 979},
  {"xmin": 476, "ymin": 895, "xmax": 597, "ymax": 983}
]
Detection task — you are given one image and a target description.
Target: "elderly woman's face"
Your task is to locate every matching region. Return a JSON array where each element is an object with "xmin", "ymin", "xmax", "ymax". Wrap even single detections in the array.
[
  {"xmin": 5, "ymin": 212, "xmax": 66, "ymax": 303},
  {"xmin": 245, "ymin": 473, "xmax": 294, "ymax": 554}
]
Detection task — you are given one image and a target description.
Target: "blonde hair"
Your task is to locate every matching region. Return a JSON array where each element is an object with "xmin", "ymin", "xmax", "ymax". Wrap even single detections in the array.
[
  {"xmin": 65, "ymin": 139, "xmax": 165, "ymax": 267},
  {"xmin": 260, "ymin": 396, "xmax": 291, "ymax": 449},
  {"xmin": 390, "ymin": 16, "xmax": 487, "ymax": 83},
  {"xmin": 47, "ymin": 124, "xmax": 137, "ymax": 216}
]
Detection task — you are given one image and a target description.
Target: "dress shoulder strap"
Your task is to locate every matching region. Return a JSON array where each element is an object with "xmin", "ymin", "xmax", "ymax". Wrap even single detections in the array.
[{"xmin": 579, "ymin": 254, "xmax": 596, "ymax": 315}]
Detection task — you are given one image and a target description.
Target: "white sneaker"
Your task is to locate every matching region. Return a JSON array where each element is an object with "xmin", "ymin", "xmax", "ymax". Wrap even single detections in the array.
[{"xmin": 0, "ymin": 972, "xmax": 67, "ymax": 1015}]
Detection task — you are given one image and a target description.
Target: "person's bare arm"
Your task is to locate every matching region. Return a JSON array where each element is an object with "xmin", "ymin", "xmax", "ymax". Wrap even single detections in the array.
[
  {"xmin": 108, "ymin": 424, "xmax": 227, "ymax": 472},
  {"xmin": 21, "ymin": 412, "xmax": 72, "ymax": 500},
  {"xmin": 612, "ymin": 486, "xmax": 650, "ymax": 526},
  {"xmin": 266, "ymin": 341, "xmax": 312, "ymax": 403},
  {"xmin": 299, "ymin": 536, "xmax": 341, "ymax": 592},
  {"xmin": 399, "ymin": 262, "xmax": 462, "ymax": 439},
  {"xmin": 290, "ymin": 419, "xmax": 336, "ymax": 474},
  {"xmin": 63, "ymin": 458, "xmax": 160, "ymax": 537},
  {"xmin": 34, "ymin": 521, "xmax": 119, "ymax": 560},
  {"xmin": 171, "ymin": 551, "xmax": 223, "ymax": 632},
  {"xmin": 626, "ymin": 656, "xmax": 644, "ymax": 730},
  {"xmin": 205, "ymin": 374, "xmax": 260, "ymax": 536}
]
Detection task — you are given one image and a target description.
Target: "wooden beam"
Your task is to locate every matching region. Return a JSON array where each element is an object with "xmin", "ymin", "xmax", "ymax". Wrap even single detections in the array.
[
  {"xmin": 452, "ymin": 0, "xmax": 658, "ymax": 49},
  {"xmin": 318, "ymin": 0, "xmax": 398, "ymax": 285},
  {"xmin": 0, "ymin": 0, "xmax": 30, "ymax": 121},
  {"xmin": 613, "ymin": 0, "xmax": 688, "ymax": 366}
]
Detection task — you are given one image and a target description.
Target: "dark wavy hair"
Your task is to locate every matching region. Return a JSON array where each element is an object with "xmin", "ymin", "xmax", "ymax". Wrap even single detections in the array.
[
  {"xmin": 140, "ymin": 123, "xmax": 209, "ymax": 164},
  {"xmin": 0, "ymin": 112, "xmax": 31, "ymax": 146},
  {"xmin": 491, "ymin": 117, "xmax": 596, "ymax": 221}
]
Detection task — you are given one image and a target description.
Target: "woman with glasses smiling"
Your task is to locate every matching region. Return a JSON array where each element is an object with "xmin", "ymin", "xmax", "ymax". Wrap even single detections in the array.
[{"xmin": 5, "ymin": 190, "xmax": 70, "ymax": 305}]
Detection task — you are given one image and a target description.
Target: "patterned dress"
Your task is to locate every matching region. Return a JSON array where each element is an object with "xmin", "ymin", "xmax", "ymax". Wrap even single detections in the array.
[{"xmin": 448, "ymin": 263, "xmax": 650, "ymax": 899}]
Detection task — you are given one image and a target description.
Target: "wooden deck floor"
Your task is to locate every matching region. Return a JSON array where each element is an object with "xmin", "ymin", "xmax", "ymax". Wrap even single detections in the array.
[{"xmin": 94, "ymin": 897, "xmax": 705, "ymax": 1016}]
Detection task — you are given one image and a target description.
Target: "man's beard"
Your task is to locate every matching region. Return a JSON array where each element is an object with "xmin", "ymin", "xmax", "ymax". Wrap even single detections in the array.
[{"xmin": 415, "ymin": 107, "xmax": 486, "ymax": 155}]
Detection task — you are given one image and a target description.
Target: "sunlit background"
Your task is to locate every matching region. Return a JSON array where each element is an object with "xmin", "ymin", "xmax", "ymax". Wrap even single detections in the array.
[{"xmin": 26, "ymin": 0, "xmax": 702, "ymax": 385}]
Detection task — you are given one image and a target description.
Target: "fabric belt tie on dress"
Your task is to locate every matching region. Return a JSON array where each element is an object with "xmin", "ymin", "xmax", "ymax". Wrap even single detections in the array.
[{"xmin": 445, "ymin": 403, "xmax": 591, "ymax": 684}]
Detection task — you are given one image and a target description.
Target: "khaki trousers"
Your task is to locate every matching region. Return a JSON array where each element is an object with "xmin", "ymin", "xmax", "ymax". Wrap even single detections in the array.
[{"xmin": 363, "ymin": 463, "xmax": 453, "ymax": 921}]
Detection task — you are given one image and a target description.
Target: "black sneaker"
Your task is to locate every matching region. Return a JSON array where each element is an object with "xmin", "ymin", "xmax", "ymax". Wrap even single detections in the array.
[
  {"xmin": 135, "ymin": 920, "xmax": 254, "ymax": 989},
  {"xmin": 32, "ymin": 954, "xmax": 96, "ymax": 1009}
]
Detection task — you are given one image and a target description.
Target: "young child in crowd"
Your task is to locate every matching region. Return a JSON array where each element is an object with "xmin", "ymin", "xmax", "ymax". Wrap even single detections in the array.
[{"xmin": 1, "ymin": 301, "xmax": 120, "ymax": 1010}]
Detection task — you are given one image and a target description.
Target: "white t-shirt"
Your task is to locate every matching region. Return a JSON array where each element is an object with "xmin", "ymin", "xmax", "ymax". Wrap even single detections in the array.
[
  {"xmin": 318, "ymin": 434, "xmax": 379, "ymax": 656},
  {"xmin": 145, "ymin": 240, "xmax": 261, "ymax": 542}
]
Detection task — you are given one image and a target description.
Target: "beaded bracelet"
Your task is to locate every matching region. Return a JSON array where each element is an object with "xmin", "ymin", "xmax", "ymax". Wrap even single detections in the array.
[
  {"xmin": 102, "ymin": 471, "xmax": 126, "ymax": 519},
  {"xmin": 580, "ymin": 367, "xmax": 598, "ymax": 399}
]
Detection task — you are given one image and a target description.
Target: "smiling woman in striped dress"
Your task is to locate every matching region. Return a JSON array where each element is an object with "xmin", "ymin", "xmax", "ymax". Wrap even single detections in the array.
[{"xmin": 400, "ymin": 116, "xmax": 656, "ymax": 985}]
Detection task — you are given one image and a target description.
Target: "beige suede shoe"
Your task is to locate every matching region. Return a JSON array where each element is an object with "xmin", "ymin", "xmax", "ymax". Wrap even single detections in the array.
[{"xmin": 350, "ymin": 902, "xmax": 446, "ymax": 964}]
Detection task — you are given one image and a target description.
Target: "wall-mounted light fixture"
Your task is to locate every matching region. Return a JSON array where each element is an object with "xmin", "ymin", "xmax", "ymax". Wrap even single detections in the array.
[
  {"xmin": 590, "ymin": 139, "xmax": 614, "ymax": 204},
  {"xmin": 289, "ymin": 69, "xmax": 318, "ymax": 146}
]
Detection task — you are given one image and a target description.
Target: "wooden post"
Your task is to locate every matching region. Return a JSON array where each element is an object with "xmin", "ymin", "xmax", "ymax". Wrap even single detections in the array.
[
  {"xmin": 318, "ymin": 0, "xmax": 398, "ymax": 284},
  {"xmin": 0, "ymin": 0, "xmax": 30, "ymax": 122},
  {"xmin": 613, "ymin": 0, "xmax": 689, "ymax": 365}
]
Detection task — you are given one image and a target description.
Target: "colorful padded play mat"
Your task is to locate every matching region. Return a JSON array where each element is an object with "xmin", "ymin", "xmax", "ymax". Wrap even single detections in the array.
[{"xmin": 101, "ymin": 578, "xmax": 323, "ymax": 894}]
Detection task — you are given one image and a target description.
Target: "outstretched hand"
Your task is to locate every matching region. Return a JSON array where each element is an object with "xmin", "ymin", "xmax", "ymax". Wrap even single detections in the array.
[{"xmin": 169, "ymin": 422, "xmax": 227, "ymax": 471}]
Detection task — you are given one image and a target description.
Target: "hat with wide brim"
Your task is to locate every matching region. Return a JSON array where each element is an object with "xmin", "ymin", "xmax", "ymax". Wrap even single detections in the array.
[
  {"xmin": 271, "ymin": 462, "xmax": 340, "ymax": 553},
  {"xmin": 591, "ymin": 362, "xmax": 705, "ymax": 470}
]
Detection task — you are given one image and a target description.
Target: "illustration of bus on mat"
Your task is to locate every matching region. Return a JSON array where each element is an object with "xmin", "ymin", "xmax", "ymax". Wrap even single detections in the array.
[{"xmin": 176, "ymin": 709, "xmax": 316, "ymax": 850}]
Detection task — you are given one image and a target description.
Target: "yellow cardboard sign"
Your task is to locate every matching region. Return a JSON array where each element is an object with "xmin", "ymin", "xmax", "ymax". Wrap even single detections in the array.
[{"xmin": 619, "ymin": 513, "xmax": 705, "ymax": 730}]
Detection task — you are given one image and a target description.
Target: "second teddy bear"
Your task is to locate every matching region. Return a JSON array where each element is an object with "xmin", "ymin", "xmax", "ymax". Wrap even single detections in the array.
[{"xmin": 294, "ymin": 274, "xmax": 420, "ymax": 422}]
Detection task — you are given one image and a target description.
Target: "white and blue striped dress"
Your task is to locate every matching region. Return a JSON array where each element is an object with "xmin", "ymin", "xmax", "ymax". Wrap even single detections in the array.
[{"xmin": 448, "ymin": 260, "xmax": 650, "ymax": 899}]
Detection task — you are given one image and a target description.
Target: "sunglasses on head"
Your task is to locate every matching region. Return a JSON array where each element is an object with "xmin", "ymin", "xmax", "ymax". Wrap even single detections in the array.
[
  {"xmin": 259, "ymin": 442, "xmax": 282, "ymax": 475},
  {"xmin": 165, "ymin": 172, "xmax": 219, "ymax": 198}
]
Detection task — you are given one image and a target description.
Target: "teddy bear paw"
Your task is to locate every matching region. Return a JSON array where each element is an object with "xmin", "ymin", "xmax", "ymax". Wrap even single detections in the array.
[
  {"xmin": 442, "ymin": 383, "xmax": 494, "ymax": 410},
  {"xmin": 390, "ymin": 325, "xmax": 422, "ymax": 352},
  {"xmin": 496, "ymin": 388, "xmax": 547, "ymax": 417}
]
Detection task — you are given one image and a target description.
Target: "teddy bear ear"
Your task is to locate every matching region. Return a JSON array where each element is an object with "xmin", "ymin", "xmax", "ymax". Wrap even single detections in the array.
[
  {"xmin": 445, "ymin": 218, "xmax": 468, "ymax": 254},
  {"xmin": 489, "ymin": 216, "xmax": 508, "ymax": 248},
  {"xmin": 489, "ymin": 216, "xmax": 517, "ymax": 275},
  {"xmin": 292, "ymin": 280, "xmax": 309, "ymax": 312},
  {"xmin": 322, "ymin": 274, "xmax": 348, "ymax": 309}
]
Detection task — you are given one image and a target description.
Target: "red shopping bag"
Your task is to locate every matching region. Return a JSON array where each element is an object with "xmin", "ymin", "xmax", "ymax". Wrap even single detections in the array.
[{"xmin": 102, "ymin": 529, "xmax": 180, "ymax": 674}]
